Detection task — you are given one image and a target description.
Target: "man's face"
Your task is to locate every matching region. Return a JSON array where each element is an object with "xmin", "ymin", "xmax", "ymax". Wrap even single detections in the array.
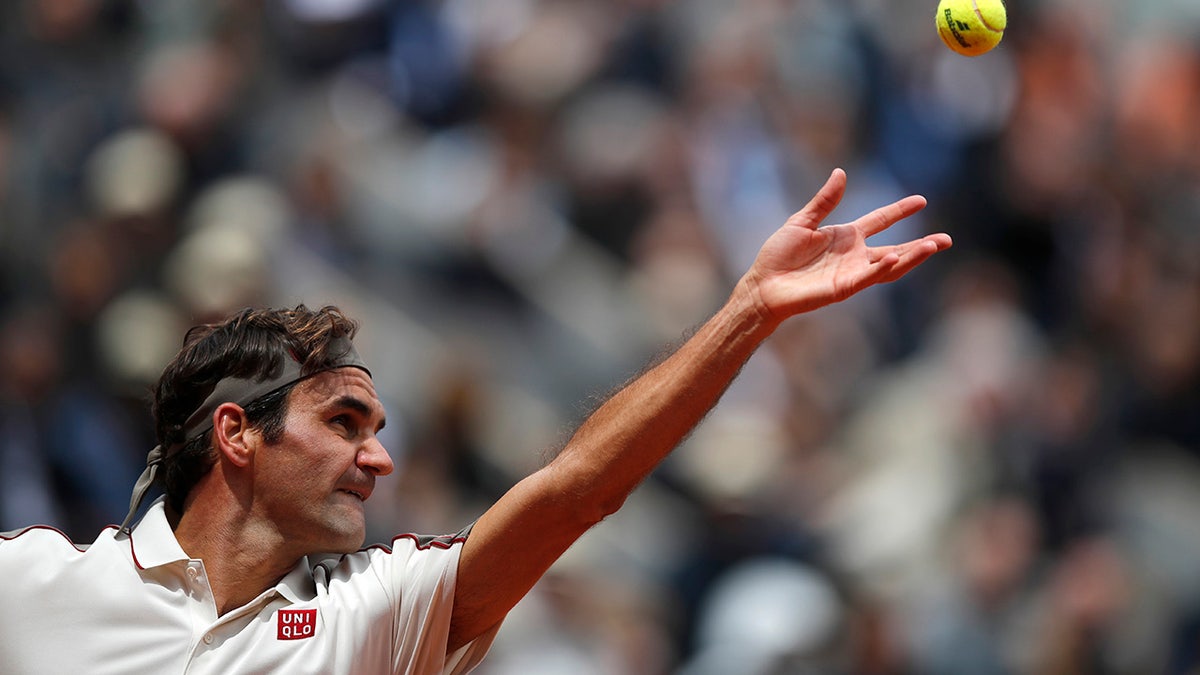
[{"xmin": 252, "ymin": 367, "xmax": 393, "ymax": 556}]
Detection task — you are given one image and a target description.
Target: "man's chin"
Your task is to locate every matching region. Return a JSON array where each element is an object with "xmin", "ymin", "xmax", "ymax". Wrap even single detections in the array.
[
  {"xmin": 335, "ymin": 523, "xmax": 367, "ymax": 552},
  {"xmin": 319, "ymin": 513, "xmax": 367, "ymax": 553},
  {"xmin": 314, "ymin": 533, "xmax": 365, "ymax": 555}
]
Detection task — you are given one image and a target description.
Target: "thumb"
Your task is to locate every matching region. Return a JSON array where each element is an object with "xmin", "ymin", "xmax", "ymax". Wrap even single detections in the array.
[{"xmin": 787, "ymin": 168, "xmax": 847, "ymax": 231}]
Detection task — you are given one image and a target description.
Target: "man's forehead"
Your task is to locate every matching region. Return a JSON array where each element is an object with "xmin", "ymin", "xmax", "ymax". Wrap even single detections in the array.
[{"xmin": 296, "ymin": 367, "xmax": 380, "ymax": 405}]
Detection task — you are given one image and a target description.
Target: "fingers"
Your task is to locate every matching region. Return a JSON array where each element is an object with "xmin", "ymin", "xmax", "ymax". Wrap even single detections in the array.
[
  {"xmin": 874, "ymin": 233, "xmax": 952, "ymax": 258},
  {"xmin": 857, "ymin": 194, "xmax": 928, "ymax": 238},
  {"xmin": 788, "ymin": 169, "xmax": 928, "ymax": 239},
  {"xmin": 873, "ymin": 234, "xmax": 953, "ymax": 282},
  {"xmin": 788, "ymin": 168, "xmax": 847, "ymax": 230}
]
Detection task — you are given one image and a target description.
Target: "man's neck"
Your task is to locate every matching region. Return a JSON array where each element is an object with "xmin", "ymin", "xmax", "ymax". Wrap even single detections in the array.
[{"xmin": 173, "ymin": 497, "xmax": 299, "ymax": 617}]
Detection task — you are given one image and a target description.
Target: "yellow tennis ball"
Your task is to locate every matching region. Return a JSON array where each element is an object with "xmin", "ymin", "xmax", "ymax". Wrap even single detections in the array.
[{"xmin": 936, "ymin": 0, "xmax": 1007, "ymax": 57}]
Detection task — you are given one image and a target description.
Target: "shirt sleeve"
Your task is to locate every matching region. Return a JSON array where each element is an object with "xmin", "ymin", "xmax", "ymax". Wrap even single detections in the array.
[{"xmin": 379, "ymin": 527, "xmax": 501, "ymax": 675}]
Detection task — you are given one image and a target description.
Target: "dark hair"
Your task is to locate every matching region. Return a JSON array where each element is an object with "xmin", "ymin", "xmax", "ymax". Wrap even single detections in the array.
[{"xmin": 152, "ymin": 305, "xmax": 360, "ymax": 513}]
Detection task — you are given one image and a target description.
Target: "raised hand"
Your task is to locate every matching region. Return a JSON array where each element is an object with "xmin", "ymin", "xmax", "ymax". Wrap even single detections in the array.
[{"xmin": 741, "ymin": 168, "xmax": 953, "ymax": 325}]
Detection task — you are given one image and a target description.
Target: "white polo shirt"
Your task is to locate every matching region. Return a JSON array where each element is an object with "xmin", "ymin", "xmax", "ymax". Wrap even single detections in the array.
[{"xmin": 0, "ymin": 499, "xmax": 498, "ymax": 674}]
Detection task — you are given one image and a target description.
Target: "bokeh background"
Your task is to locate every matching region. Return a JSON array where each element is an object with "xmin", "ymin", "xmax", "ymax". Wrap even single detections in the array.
[{"xmin": 3, "ymin": 0, "xmax": 1200, "ymax": 672}]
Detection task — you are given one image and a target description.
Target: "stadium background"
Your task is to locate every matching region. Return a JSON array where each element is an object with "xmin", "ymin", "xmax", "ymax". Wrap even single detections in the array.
[{"xmin": 2, "ymin": 0, "xmax": 1200, "ymax": 672}]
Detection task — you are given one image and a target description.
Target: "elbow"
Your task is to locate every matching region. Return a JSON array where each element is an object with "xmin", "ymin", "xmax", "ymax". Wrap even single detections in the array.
[
  {"xmin": 589, "ymin": 491, "xmax": 629, "ymax": 525},
  {"xmin": 541, "ymin": 461, "xmax": 631, "ymax": 531},
  {"xmin": 559, "ymin": 487, "xmax": 626, "ymax": 532}
]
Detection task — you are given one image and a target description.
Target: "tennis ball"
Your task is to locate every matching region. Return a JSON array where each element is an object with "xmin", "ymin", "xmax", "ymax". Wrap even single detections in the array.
[{"xmin": 936, "ymin": 0, "xmax": 1007, "ymax": 57}]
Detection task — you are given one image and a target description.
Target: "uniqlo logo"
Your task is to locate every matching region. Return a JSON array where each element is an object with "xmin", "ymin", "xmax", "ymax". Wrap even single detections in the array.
[{"xmin": 277, "ymin": 609, "xmax": 317, "ymax": 640}]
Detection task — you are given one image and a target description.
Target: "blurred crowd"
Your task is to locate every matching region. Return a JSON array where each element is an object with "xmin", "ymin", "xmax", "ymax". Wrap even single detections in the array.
[{"xmin": 2, "ymin": 0, "xmax": 1200, "ymax": 672}]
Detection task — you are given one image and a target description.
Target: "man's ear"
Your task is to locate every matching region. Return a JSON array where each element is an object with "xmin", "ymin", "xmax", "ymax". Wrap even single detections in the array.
[{"xmin": 212, "ymin": 402, "xmax": 255, "ymax": 467}]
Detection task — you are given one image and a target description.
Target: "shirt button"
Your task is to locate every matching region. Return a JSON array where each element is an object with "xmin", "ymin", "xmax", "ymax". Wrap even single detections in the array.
[
  {"xmin": 186, "ymin": 567, "xmax": 199, "ymax": 580},
  {"xmin": 203, "ymin": 633, "xmax": 214, "ymax": 645}
]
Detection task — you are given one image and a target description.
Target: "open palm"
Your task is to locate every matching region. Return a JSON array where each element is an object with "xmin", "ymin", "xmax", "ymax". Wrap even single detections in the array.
[{"xmin": 744, "ymin": 169, "xmax": 953, "ymax": 323}]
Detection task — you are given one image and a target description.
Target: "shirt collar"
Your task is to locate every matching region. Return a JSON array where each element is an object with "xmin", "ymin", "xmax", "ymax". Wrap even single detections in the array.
[
  {"xmin": 128, "ymin": 496, "xmax": 318, "ymax": 604},
  {"xmin": 127, "ymin": 497, "xmax": 191, "ymax": 569},
  {"xmin": 276, "ymin": 557, "xmax": 318, "ymax": 604}
]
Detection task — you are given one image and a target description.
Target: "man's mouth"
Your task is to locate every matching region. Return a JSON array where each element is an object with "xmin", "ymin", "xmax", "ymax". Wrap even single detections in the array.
[{"xmin": 338, "ymin": 489, "xmax": 368, "ymax": 501}]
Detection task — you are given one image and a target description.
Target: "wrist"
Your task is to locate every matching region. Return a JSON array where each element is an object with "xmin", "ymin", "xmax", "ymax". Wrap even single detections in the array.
[{"xmin": 725, "ymin": 274, "xmax": 782, "ymax": 342}]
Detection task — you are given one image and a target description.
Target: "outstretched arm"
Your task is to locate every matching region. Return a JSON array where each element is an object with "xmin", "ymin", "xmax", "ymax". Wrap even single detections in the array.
[{"xmin": 446, "ymin": 169, "xmax": 952, "ymax": 651}]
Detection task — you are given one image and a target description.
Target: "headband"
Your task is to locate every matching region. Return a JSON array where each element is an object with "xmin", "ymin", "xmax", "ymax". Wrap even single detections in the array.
[{"xmin": 117, "ymin": 336, "xmax": 370, "ymax": 536}]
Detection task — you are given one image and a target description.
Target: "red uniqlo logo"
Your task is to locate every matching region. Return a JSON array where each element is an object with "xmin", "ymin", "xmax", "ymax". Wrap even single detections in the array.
[{"xmin": 277, "ymin": 609, "xmax": 317, "ymax": 640}]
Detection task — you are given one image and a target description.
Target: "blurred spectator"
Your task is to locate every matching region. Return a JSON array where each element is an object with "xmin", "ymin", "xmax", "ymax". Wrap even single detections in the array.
[{"xmin": 0, "ymin": 304, "xmax": 65, "ymax": 530}]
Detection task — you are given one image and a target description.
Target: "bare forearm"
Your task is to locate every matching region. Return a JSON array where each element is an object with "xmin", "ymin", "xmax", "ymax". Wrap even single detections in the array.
[
  {"xmin": 449, "ymin": 283, "xmax": 775, "ymax": 650},
  {"xmin": 550, "ymin": 281, "xmax": 776, "ymax": 519}
]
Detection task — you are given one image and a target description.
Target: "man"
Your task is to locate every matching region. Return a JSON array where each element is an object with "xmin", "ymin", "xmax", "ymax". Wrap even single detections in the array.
[{"xmin": 0, "ymin": 169, "xmax": 951, "ymax": 673}]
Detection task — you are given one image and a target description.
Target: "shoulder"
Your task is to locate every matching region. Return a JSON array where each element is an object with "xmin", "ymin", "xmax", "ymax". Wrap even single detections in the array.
[
  {"xmin": 308, "ymin": 527, "xmax": 473, "ymax": 591},
  {"xmin": 358, "ymin": 523, "xmax": 474, "ymax": 559},
  {"xmin": 0, "ymin": 524, "xmax": 109, "ymax": 553},
  {"xmin": 365, "ymin": 526, "xmax": 474, "ymax": 568},
  {"xmin": 385, "ymin": 530, "xmax": 471, "ymax": 553},
  {"xmin": 0, "ymin": 524, "xmax": 126, "ymax": 589}
]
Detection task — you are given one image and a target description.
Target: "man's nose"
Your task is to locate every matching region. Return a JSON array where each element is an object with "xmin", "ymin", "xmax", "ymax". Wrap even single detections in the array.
[{"xmin": 359, "ymin": 437, "xmax": 394, "ymax": 477}]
